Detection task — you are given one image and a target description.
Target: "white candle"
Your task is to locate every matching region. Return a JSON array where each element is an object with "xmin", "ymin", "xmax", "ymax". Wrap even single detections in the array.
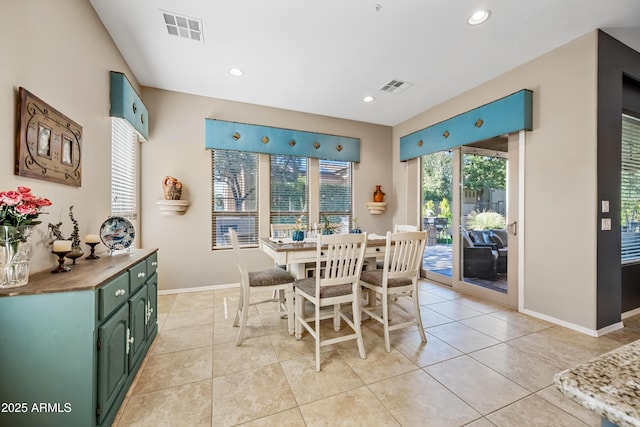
[
  {"xmin": 85, "ymin": 234, "xmax": 100, "ymax": 244},
  {"xmin": 53, "ymin": 240, "xmax": 72, "ymax": 252}
]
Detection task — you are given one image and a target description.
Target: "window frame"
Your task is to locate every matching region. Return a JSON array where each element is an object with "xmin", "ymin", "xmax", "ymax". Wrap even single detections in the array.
[
  {"xmin": 211, "ymin": 150, "xmax": 260, "ymax": 249},
  {"xmin": 110, "ymin": 117, "xmax": 140, "ymax": 223},
  {"xmin": 270, "ymin": 154, "xmax": 309, "ymax": 229},
  {"xmin": 621, "ymin": 113, "xmax": 640, "ymax": 264}
]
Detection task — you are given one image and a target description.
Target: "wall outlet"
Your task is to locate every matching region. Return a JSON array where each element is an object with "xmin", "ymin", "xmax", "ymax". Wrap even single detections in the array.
[
  {"xmin": 602, "ymin": 200, "xmax": 609, "ymax": 213},
  {"xmin": 602, "ymin": 218, "xmax": 611, "ymax": 231}
]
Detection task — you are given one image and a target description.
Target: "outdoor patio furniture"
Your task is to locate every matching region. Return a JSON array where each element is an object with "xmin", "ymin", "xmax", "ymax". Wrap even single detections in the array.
[{"xmin": 462, "ymin": 231, "xmax": 498, "ymax": 280}]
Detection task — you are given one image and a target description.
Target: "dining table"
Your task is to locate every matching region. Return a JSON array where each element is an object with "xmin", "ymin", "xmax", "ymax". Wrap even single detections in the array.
[{"xmin": 259, "ymin": 234, "xmax": 390, "ymax": 279}]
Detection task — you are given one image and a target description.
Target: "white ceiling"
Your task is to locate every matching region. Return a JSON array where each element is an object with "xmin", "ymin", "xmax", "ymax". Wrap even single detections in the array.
[{"xmin": 89, "ymin": 0, "xmax": 640, "ymax": 126}]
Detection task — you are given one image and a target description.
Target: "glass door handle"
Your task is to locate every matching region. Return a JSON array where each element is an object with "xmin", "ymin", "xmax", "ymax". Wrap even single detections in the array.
[{"xmin": 508, "ymin": 221, "xmax": 517, "ymax": 236}]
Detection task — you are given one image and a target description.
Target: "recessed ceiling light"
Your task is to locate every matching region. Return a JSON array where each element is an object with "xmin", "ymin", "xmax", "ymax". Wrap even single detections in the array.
[
  {"xmin": 467, "ymin": 9, "xmax": 491, "ymax": 25},
  {"xmin": 229, "ymin": 68, "xmax": 244, "ymax": 77},
  {"xmin": 363, "ymin": 96, "xmax": 375, "ymax": 103}
]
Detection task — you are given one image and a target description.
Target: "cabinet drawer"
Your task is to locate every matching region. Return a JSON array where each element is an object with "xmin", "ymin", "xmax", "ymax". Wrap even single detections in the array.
[
  {"xmin": 99, "ymin": 272, "xmax": 129, "ymax": 321},
  {"xmin": 129, "ymin": 261, "xmax": 148, "ymax": 294},
  {"xmin": 147, "ymin": 252, "xmax": 158, "ymax": 277}
]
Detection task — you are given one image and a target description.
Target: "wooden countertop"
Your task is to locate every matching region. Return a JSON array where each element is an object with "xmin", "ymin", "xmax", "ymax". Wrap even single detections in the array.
[
  {"xmin": 0, "ymin": 248, "xmax": 157, "ymax": 297},
  {"xmin": 554, "ymin": 339, "xmax": 640, "ymax": 427}
]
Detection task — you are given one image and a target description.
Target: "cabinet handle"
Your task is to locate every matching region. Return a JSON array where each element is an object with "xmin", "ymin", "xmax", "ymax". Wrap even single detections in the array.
[
  {"xmin": 126, "ymin": 328, "xmax": 134, "ymax": 354},
  {"xmin": 137, "ymin": 272, "xmax": 146, "ymax": 279},
  {"xmin": 145, "ymin": 301, "xmax": 154, "ymax": 323},
  {"xmin": 151, "ymin": 261, "xmax": 158, "ymax": 267},
  {"xmin": 115, "ymin": 289, "xmax": 126, "ymax": 297}
]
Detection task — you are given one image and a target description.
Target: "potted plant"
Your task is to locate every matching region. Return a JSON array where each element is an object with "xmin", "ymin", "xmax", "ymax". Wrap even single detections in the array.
[
  {"xmin": 65, "ymin": 206, "xmax": 84, "ymax": 264},
  {"xmin": 321, "ymin": 215, "xmax": 334, "ymax": 235},
  {"xmin": 292, "ymin": 216, "xmax": 305, "ymax": 242},
  {"xmin": 351, "ymin": 218, "xmax": 362, "ymax": 234}
]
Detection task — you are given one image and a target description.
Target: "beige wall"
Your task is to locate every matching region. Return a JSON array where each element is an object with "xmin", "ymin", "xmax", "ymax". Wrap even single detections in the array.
[
  {"xmin": 393, "ymin": 32, "xmax": 599, "ymax": 330},
  {"xmin": 3, "ymin": 1, "xmax": 602, "ymax": 330},
  {"xmin": 1, "ymin": 0, "xmax": 136, "ymax": 274},
  {"xmin": 140, "ymin": 88, "xmax": 392, "ymax": 290}
]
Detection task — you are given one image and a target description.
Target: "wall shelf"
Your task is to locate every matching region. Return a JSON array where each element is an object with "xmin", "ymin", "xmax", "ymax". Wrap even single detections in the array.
[
  {"xmin": 366, "ymin": 201, "xmax": 387, "ymax": 214},
  {"xmin": 155, "ymin": 200, "xmax": 190, "ymax": 216}
]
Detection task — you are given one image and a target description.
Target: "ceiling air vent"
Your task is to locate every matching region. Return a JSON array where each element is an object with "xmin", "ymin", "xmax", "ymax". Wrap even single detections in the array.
[
  {"xmin": 379, "ymin": 79, "xmax": 412, "ymax": 94},
  {"xmin": 162, "ymin": 11, "xmax": 203, "ymax": 42}
]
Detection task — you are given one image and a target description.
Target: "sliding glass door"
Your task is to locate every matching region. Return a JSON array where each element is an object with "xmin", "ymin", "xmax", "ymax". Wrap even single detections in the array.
[
  {"xmin": 421, "ymin": 134, "xmax": 521, "ymax": 307},
  {"xmin": 421, "ymin": 151, "xmax": 453, "ymax": 285}
]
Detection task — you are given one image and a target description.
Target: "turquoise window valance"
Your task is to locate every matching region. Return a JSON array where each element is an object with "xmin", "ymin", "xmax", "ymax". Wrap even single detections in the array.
[
  {"xmin": 400, "ymin": 89, "xmax": 533, "ymax": 160},
  {"xmin": 204, "ymin": 119, "xmax": 360, "ymax": 162},
  {"xmin": 110, "ymin": 71, "xmax": 149, "ymax": 140}
]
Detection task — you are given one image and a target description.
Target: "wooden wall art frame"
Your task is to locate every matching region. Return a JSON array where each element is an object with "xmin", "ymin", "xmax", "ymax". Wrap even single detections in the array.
[{"xmin": 15, "ymin": 87, "xmax": 82, "ymax": 187}]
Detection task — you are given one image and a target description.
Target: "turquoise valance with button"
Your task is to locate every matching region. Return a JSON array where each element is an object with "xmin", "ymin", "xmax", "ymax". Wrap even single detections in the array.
[
  {"xmin": 205, "ymin": 118, "xmax": 360, "ymax": 162},
  {"xmin": 400, "ymin": 89, "xmax": 532, "ymax": 160},
  {"xmin": 110, "ymin": 71, "xmax": 149, "ymax": 140}
]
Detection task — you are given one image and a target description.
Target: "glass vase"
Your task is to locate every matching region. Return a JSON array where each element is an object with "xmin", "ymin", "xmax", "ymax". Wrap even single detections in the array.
[
  {"xmin": 0, "ymin": 225, "xmax": 33, "ymax": 288},
  {"xmin": 65, "ymin": 244, "xmax": 84, "ymax": 265}
]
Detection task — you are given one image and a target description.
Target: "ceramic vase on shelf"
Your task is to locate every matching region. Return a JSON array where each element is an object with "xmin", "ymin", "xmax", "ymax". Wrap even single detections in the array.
[
  {"xmin": 292, "ymin": 230, "xmax": 304, "ymax": 242},
  {"xmin": 373, "ymin": 185, "xmax": 385, "ymax": 202},
  {"xmin": 0, "ymin": 225, "xmax": 33, "ymax": 288}
]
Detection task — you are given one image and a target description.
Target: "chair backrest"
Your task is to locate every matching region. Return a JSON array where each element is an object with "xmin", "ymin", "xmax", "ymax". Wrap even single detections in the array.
[
  {"xmin": 394, "ymin": 224, "xmax": 419, "ymax": 232},
  {"xmin": 228, "ymin": 228, "xmax": 250, "ymax": 287},
  {"xmin": 315, "ymin": 232, "xmax": 367, "ymax": 292},
  {"xmin": 382, "ymin": 231, "xmax": 428, "ymax": 283},
  {"xmin": 271, "ymin": 223, "xmax": 295, "ymax": 239}
]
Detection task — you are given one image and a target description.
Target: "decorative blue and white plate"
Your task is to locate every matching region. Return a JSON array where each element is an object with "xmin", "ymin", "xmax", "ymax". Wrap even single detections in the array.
[{"xmin": 100, "ymin": 217, "xmax": 135, "ymax": 251}]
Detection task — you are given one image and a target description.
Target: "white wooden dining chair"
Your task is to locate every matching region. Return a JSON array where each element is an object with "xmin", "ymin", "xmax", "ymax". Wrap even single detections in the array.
[
  {"xmin": 394, "ymin": 224, "xmax": 419, "ymax": 232},
  {"xmin": 294, "ymin": 233, "xmax": 368, "ymax": 371},
  {"xmin": 360, "ymin": 231, "xmax": 428, "ymax": 352},
  {"xmin": 270, "ymin": 223, "xmax": 296, "ymax": 239},
  {"xmin": 229, "ymin": 228, "xmax": 295, "ymax": 345}
]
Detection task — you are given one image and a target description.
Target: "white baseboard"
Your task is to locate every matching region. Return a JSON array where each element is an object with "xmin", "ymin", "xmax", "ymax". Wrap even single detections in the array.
[
  {"xmin": 622, "ymin": 307, "xmax": 640, "ymax": 319},
  {"xmin": 158, "ymin": 283, "xmax": 239, "ymax": 295},
  {"xmin": 521, "ymin": 308, "xmax": 624, "ymax": 337}
]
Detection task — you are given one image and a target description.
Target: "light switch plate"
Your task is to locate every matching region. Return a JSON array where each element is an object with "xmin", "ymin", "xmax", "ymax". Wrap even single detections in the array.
[
  {"xmin": 602, "ymin": 200, "xmax": 609, "ymax": 213},
  {"xmin": 602, "ymin": 218, "xmax": 611, "ymax": 230}
]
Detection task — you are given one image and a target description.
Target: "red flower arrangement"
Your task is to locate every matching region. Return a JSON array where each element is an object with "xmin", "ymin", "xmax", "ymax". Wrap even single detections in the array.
[{"xmin": 0, "ymin": 186, "xmax": 52, "ymax": 227}]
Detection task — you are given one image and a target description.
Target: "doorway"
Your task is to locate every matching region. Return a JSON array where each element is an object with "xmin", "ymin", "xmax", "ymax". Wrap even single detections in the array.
[{"xmin": 421, "ymin": 133, "xmax": 521, "ymax": 308}]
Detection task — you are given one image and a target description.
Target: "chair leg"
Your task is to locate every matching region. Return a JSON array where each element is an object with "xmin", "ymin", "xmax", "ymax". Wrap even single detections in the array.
[
  {"xmin": 278, "ymin": 289, "xmax": 285, "ymax": 313},
  {"xmin": 295, "ymin": 292, "xmax": 302, "ymax": 340},
  {"xmin": 413, "ymin": 288, "xmax": 427, "ymax": 344},
  {"xmin": 353, "ymin": 291, "xmax": 366, "ymax": 360},
  {"xmin": 233, "ymin": 287, "xmax": 244, "ymax": 327},
  {"xmin": 382, "ymin": 291, "xmax": 391, "ymax": 352},
  {"xmin": 315, "ymin": 303, "xmax": 321, "ymax": 372},
  {"xmin": 235, "ymin": 288, "xmax": 251, "ymax": 346},
  {"xmin": 285, "ymin": 288, "xmax": 294, "ymax": 335}
]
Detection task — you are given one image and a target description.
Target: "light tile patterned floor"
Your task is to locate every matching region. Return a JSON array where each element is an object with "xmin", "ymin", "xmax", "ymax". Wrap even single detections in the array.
[{"xmin": 113, "ymin": 280, "xmax": 640, "ymax": 426}]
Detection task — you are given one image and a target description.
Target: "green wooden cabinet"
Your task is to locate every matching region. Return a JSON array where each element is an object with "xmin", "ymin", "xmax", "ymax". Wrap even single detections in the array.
[
  {"xmin": 97, "ymin": 304, "xmax": 129, "ymax": 426},
  {"xmin": 0, "ymin": 249, "xmax": 158, "ymax": 427}
]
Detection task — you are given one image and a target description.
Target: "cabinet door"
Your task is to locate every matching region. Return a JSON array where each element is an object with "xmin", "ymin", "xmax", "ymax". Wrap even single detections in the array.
[
  {"xmin": 97, "ymin": 304, "xmax": 129, "ymax": 425},
  {"xmin": 129, "ymin": 285, "xmax": 148, "ymax": 370},
  {"xmin": 146, "ymin": 272, "xmax": 158, "ymax": 340}
]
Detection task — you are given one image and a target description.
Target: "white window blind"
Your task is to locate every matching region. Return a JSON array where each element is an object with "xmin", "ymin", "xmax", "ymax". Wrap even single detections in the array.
[
  {"xmin": 621, "ymin": 113, "xmax": 640, "ymax": 264},
  {"xmin": 111, "ymin": 118, "xmax": 138, "ymax": 220},
  {"xmin": 319, "ymin": 159, "xmax": 352, "ymax": 233},
  {"xmin": 270, "ymin": 155, "xmax": 308, "ymax": 227},
  {"xmin": 212, "ymin": 150, "xmax": 259, "ymax": 248}
]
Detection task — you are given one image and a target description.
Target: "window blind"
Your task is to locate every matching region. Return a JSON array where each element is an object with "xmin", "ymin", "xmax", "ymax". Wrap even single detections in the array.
[
  {"xmin": 319, "ymin": 159, "xmax": 352, "ymax": 233},
  {"xmin": 111, "ymin": 118, "xmax": 138, "ymax": 220},
  {"xmin": 270, "ymin": 154, "xmax": 308, "ymax": 227},
  {"xmin": 212, "ymin": 150, "xmax": 259, "ymax": 248},
  {"xmin": 621, "ymin": 114, "xmax": 640, "ymax": 264}
]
